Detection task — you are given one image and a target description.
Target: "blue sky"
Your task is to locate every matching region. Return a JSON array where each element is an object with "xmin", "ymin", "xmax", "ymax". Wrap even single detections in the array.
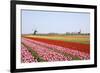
[{"xmin": 21, "ymin": 10, "xmax": 90, "ymax": 34}]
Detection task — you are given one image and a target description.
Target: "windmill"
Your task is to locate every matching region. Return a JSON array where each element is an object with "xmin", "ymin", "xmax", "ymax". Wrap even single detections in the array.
[
  {"xmin": 78, "ymin": 29, "xmax": 81, "ymax": 34},
  {"xmin": 33, "ymin": 29, "xmax": 37, "ymax": 35},
  {"xmin": 32, "ymin": 25, "xmax": 38, "ymax": 35}
]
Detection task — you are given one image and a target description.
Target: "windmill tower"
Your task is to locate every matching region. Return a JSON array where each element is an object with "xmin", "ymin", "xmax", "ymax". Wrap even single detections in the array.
[
  {"xmin": 78, "ymin": 29, "xmax": 81, "ymax": 34},
  {"xmin": 32, "ymin": 24, "xmax": 38, "ymax": 35},
  {"xmin": 33, "ymin": 29, "xmax": 37, "ymax": 35}
]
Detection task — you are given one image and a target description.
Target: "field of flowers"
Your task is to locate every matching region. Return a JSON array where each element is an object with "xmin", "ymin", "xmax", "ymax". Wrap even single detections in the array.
[
  {"xmin": 21, "ymin": 35, "xmax": 90, "ymax": 63},
  {"xmin": 21, "ymin": 44, "xmax": 37, "ymax": 63}
]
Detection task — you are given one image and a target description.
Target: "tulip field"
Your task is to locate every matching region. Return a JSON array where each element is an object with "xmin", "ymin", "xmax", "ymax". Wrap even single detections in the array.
[{"xmin": 21, "ymin": 35, "xmax": 90, "ymax": 63}]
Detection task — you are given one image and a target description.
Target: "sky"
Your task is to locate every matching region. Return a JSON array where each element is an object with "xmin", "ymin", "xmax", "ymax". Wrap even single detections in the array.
[{"xmin": 21, "ymin": 10, "xmax": 90, "ymax": 34}]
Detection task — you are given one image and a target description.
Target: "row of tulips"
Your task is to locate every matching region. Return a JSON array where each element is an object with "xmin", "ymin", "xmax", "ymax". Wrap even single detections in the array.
[
  {"xmin": 21, "ymin": 44, "xmax": 37, "ymax": 63},
  {"xmin": 24, "ymin": 37, "xmax": 90, "ymax": 60},
  {"xmin": 22, "ymin": 38, "xmax": 72, "ymax": 62}
]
